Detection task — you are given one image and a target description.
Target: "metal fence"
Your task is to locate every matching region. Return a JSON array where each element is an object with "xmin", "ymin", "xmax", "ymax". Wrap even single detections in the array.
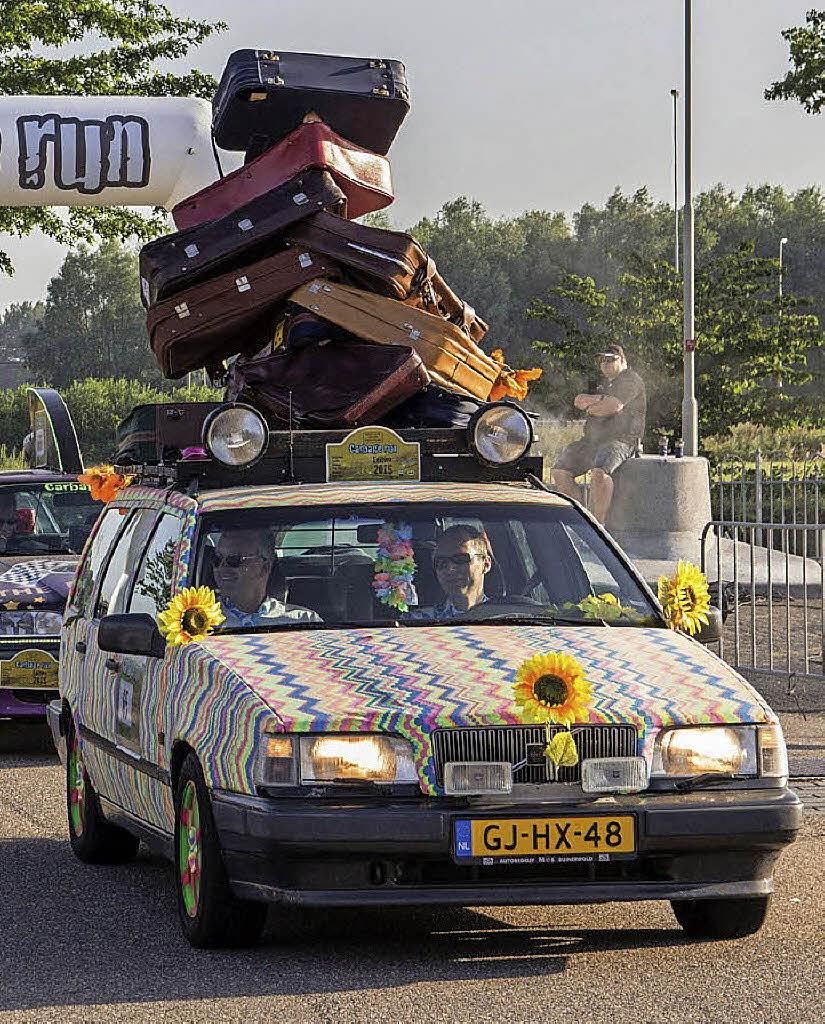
[
  {"xmin": 701, "ymin": 518, "xmax": 825, "ymax": 695},
  {"xmin": 712, "ymin": 452, "xmax": 825, "ymax": 556}
]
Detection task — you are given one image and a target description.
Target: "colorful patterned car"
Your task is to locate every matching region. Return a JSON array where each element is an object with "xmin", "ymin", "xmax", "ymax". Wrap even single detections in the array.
[{"xmin": 48, "ymin": 405, "xmax": 802, "ymax": 948}]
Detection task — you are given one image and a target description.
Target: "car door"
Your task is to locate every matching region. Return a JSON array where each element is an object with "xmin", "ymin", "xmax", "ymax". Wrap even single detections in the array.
[
  {"xmin": 85, "ymin": 507, "xmax": 160, "ymax": 813},
  {"xmin": 61, "ymin": 506, "xmax": 130, "ymax": 750},
  {"xmin": 112, "ymin": 511, "xmax": 184, "ymax": 827}
]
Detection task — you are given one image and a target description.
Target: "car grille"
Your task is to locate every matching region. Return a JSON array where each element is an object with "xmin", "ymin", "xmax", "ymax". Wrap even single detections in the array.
[{"xmin": 432, "ymin": 724, "xmax": 638, "ymax": 785}]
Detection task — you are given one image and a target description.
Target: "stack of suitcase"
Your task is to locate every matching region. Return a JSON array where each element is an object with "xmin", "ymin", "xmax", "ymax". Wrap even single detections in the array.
[{"xmin": 139, "ymin": 49, "xmax": 535, "ymax": 430}]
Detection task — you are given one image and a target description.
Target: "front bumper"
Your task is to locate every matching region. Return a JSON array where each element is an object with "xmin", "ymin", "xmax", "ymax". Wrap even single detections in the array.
[{"xmin": 211, "ymin": 786, "xmax": 802, "ymax": 908}]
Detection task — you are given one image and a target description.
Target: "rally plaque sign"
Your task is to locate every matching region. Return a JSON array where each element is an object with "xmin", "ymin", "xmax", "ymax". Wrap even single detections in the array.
[
  {"xmin": 0, "ymin": 649, "xmax": 59, "ymax": 689},
  {"xmin": 326, "ymin": 426, "xmax": 420, "ymax": 483}
]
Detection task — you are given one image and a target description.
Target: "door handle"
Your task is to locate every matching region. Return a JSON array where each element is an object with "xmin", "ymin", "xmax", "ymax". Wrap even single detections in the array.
[
  {"xmin": 104, "ymin": 658, "xmax": 120, "ymax": 672},
  {"xmin": 75, "ymin": 641, "xmax": 86, "ymax": 654}
]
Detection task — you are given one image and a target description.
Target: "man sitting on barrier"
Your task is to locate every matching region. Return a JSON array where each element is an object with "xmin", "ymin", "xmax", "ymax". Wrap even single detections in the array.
[
  {"xmin": 552, "ymin": 344, "xmax": 646, "ymax": 524},
  {"xmin": 213, "ymin": 528, "xmax": 321, "ymax": 627}
]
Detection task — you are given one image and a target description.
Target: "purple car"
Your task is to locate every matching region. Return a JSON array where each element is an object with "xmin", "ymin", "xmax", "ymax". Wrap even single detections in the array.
[{"xmin": 0, "ymin": 471, "xmax": 99, "ymax": 719}]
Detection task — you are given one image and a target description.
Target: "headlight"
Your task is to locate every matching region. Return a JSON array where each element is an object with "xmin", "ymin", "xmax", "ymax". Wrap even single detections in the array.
[
  {"xmin": 202, "ymin": 403, "xmax": 268, "ymax": 467},
  {"xmin": 33, "ymin": 611, "xmax": 64, "ymax": 635},
  {"xmin": 299, "ymin": 735, "xmax": 418, "ymax": 784},
  {"xmin": 469, "ymin": 403, "xmax": 533, "ymax": 465},
  {"xmin": 652, "ymin": 725, "xmax": 761, "ymax": 777}
]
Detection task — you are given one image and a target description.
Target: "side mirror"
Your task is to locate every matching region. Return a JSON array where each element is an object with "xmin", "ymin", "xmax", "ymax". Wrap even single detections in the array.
[
  {"xmin": 98, "ymin": 613, "xmax": 166, "ymax": 658},
  {"xmin": 694, "ymin": 605, "xmax": 723, "ymax": 645}
]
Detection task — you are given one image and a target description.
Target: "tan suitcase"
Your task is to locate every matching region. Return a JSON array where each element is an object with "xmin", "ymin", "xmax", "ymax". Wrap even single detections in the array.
[{"xmin": 288, "ymin": 279, "xmax": 499, "ymax": 400}]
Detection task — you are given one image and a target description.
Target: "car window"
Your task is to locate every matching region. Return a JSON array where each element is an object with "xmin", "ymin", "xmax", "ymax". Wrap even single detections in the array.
[
  {"xmin": 128, "ymin": 514, "xmax": 181, "ymax": 618},
  {"xmin": 0, "ymin": 482, "xmax": 99, "ymax": 555},
  {"xmin": 68, "ymin": 508, "xmax": 126, "ymax": 619},
  {"xmin": 95, "ymin": 509, "xmax": 159, "ymax": 618},
  {"xmin": 194, "ymin": 503, "xmax": 659, "ymax": 631}
]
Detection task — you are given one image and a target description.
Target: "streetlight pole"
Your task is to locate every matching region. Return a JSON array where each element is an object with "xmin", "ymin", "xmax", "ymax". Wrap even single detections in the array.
[
  {"xmin": 778, "ymin": 236, "xmax": 788, "ymax": 311},
  {"xmin": 671, "ymin": 88, "xmax": 679, "ymax": 273},
  {"xmin": 682, "ymin": 0, "xmax": 698, "ymax": 456}
]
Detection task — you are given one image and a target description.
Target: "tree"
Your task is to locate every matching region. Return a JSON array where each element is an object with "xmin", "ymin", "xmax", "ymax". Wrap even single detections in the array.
[
  {"xmin": 21, "ymin": 239, "xmax": 158, "ymax": 386},
  {"xmin": 0, "ymin": 1, "xmax": 226, "ymax": 275},
  {"xmin": 765, "ymin": 9, "xmax": 825, "ymax": 112},
  {"xmin": 527, "ymin": 245, "xmax": 825, "ymax": 440}
]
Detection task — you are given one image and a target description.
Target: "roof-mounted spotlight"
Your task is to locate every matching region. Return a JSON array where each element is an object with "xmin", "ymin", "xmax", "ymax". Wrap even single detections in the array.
[
  {"xmin": 201, "ymin": 404, "xmax": 268, "ymax": 468},
  {"xmin": 468, "ymin": 402, "xmax": 533, "ymax": 466}
]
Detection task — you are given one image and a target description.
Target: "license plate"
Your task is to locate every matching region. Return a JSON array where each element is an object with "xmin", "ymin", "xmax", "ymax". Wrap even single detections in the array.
[
  {"xmin": 0, "ymin": 649, "xmax": 59, "ymax": 689},
  {"xmin": 454, "ymin": 815, "xmax": 635, "ymax": 864}
]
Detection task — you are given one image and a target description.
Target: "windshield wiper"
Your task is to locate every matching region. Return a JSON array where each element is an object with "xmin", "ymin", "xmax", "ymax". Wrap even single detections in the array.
[{"xmin": 449, "ymin": 613, "xmax": 608, "ymax": 627}]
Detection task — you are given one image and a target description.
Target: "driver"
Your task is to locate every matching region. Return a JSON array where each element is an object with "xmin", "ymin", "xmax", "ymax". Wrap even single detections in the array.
[
  {"xmin": 213, "ymin": 528, "xmax": 322, "ymax": 627},
  {"xmin": 407, "ymin": 525, "xmax": 491, "ymax": 621}
]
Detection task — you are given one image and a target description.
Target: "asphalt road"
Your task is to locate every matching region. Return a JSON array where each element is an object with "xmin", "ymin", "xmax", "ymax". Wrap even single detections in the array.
[{"xmin": 1, "ymin": 725, "xmax": 823, "ymax": 1024}]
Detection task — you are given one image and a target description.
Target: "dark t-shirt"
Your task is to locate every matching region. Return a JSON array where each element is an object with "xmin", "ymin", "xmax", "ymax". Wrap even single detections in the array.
[{"xmin": 583, "ymin": 369, "xmax": 646, "ymax": 444}]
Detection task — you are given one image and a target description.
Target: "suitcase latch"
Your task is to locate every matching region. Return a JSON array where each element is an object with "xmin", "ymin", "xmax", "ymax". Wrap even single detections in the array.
[
  {"xmin": 235, "ymin": 276, "xmax": 251, "ymax": 293},
  {"xmin": 369, "ymin": 60, "xmax": 387, "ymax": 69},
  {"xmin": 292, "ymin": 192, "xmax": 309, "ymax": 205},
  {"xmin": 308, "ymin": 283, "xmax": 322, "ymax": 293},
  {"xmin": 298, "ymin": 253, "xmax": 313, "ymax": 268},
  {"xmin": 403, "ymin": 322, "xmax": 421, "ymax": 340},
  {"xmin": 237, "ymin": 218, "xmax": 253, "ymax": 232},
  {"xmin": 372, "ymin": 86, "xmax": 390, "ymax": 97},
  {"xmin": 264, "ymin": 77, "xmax": 284, "ymax": 87},
  {"xmin": 184, "ymin": 244, "xmax": 199, "ymax": 258},
  {"xmin": 175, "ymin": 303, "xmax": 190, "ymax": 319}
]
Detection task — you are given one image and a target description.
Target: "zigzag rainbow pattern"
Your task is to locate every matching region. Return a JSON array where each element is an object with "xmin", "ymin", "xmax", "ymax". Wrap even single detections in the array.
[{"xmin": 199, "ymin": 624, "xmax": 774, "ymax": 796}]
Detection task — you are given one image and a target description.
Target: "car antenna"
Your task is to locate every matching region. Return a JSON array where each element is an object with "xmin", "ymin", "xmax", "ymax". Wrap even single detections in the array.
[{"xmin": 288, "ymin": 390, "xmax": 295, "ymax": 482}]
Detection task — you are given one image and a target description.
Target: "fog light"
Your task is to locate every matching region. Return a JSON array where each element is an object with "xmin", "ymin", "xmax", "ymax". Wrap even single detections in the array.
[
  {"xmin": 202, "ymin": 404, "xmax": 267, "ymax": 467},
  {"xmin": 444, "ymin": 761, "xmax": 513, "ymax": 795},
  {"xmin": 581, "ymin": 757, "xmax": 648, "ymax": 794},
  {"xmin": 469, "ymin": 404, "xmax": 533, "ymax": 466}
]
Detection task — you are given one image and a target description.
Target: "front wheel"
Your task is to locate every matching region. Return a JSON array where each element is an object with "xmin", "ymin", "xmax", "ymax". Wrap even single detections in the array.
[
  {"xmin": 66, "ymin": 726, "xmax": 139, "ymax": 864},
  {"xmin": 670, "ymin": 895, "xmax": 770, "ymax": 940},
  {"xmin": 174, "ymin": 752, "xmax": 267, "ymax": 948}
]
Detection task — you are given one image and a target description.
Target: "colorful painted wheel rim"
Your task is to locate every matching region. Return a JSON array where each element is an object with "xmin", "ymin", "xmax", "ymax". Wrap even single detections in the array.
[
  {"xmin": 68, "ymin": 732, "xmax": 86, "ymax": 837},
  {"xmin": 178, "ymin": 780, "xmax": 202, "ymax": 919}
]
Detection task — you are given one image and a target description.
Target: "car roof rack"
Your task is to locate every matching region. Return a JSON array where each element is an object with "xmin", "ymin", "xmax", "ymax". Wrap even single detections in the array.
[{"xmin": 117, "ymin": 426, "xmax": 544, "ymax": 491}]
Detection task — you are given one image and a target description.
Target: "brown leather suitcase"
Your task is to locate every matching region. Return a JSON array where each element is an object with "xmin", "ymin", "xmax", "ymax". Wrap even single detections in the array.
[
  {"xmin": 226, "ymin": 338, "xmax": 430, "ymax": 428},
  {"xmin": 139, "ymin": 169, "xmax": 345, "ymax": 308},
  {"xmin": 172, "ymin": 121, "xmax": 393, "ymax": 230},
  {"xmin": 287, "ymin": 279, "xmax": 500, "ymax": 400},
  {"xmin": 285, "ymin": 212, "xmax": 488, "ymax": 342},
  {"xmin": 115, "ymin": 402, "xmax": 222, "ymax": 464},
  {"xmin": 147, "ymin": 249, "xmax": 340, "ymax": 379}
]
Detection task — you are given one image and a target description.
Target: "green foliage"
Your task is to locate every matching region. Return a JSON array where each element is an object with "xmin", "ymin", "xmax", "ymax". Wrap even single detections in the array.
[
  {"xmin": 765, "ymin": 9, "xmax": 825, "ymax": 113},
  {"xmin": 21, "ymin": 239, "xmax": 161, "ymax": 386},
  {"xmin": 703, "ymin": 422, "xmax": 825, "ymax": 462},
  {"xmin": 0, "ymin": 377, "xmax": 222, "ymax": 465},
  {"xmin": 0, "ymin": 1, "xmax": 226, "ymax": 274},
  {"xmin": 528, "ymin": 244, "xmax": 825, "ymax": 439}
]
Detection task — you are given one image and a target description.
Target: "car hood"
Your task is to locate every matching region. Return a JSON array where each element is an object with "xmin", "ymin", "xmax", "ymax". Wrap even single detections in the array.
[{"xmin": 198, "ymin": 625, "xmax": 773, "ymax": 794}]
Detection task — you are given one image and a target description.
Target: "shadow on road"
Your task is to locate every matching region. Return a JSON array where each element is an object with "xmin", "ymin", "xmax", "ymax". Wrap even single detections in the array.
[{"xmin": 0, "ymin": 833, "xmax": 687, "ymax": 1013}]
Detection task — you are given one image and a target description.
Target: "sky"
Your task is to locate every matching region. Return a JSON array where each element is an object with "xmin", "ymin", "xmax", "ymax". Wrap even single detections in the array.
[{"xmin": 0, "ymin": 0, "xmax": 822, "ymax": 310}]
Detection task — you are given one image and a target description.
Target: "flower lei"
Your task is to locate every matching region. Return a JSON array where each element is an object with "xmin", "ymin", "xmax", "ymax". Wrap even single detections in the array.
[
  {"xmin": 372, "ymin": 522, "xmax": 417, "ymax": 613},
  {"xmin": 489, "ymin": 349, "xmax": 543, "ymax": 401},
  {"xmin": 78, "ymin": 464, "xmax": 134, "ymax": 503}
]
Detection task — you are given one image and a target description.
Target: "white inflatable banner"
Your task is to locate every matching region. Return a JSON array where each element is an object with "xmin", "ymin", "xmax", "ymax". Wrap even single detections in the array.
[{"xmin": 0, "ymin": 96, "xmax": 224, "ymax": 210}]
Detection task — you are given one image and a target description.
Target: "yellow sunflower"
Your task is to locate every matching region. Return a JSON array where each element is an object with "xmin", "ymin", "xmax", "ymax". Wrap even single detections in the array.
[
  {"xmin": 658, "ymin": 560, "xmax": 711, "ymax": 635},
  {"xmin": 157, "ymin": 586, "xmax": 225, "ymax": 646},
  {"xmin": 512, "ymin": 651, "xmax": 592, "ymax": 726}
]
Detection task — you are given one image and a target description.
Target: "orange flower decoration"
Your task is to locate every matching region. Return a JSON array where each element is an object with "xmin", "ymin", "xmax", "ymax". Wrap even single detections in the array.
[
  {"xmin": 489, "ymin": 349, "xmax": 543, "ymax": 401},
  {"xmin": 78, "ymin": 465, "xmax": 134, "ymax": 503}
]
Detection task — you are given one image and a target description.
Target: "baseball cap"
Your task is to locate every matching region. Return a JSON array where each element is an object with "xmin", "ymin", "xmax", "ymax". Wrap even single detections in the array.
[{"xmin": 598, "ymin": 344, "xmax": 625, "ymax": 361}]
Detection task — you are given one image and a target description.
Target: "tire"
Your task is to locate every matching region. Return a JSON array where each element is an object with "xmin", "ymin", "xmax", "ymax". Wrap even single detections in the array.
[
  {"xmin": 174, "ymin": 752, "xmax": 267, "ymax": 948},
  {"xmin": 66, "ymin": 725, "xmax": 140, "ymax": 864},
  {"xmin": 670, "ymin": 895, "xmax": 770, "ymax": 940}
]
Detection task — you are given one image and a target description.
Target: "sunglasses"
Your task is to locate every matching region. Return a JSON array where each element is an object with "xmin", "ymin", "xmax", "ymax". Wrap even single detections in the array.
[
  {"xmin": 214, "ymin": 553, "xmax": 266, "ymax": 569},
  {"xmin": 434, "ymin": 553, "xmax": 483, "ymax": 571},
  {"xmin": 599, "ymin": 355, "xmax": 619, "ymax": 363}
]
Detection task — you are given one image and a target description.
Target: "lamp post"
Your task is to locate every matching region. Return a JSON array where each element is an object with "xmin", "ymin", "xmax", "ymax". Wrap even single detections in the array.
[
  {"xmin": 671, "ymin": 88, "xmax": 679, "ymax": 273},
  {"xmin": 682, "ymin": 0, "xmax": 698, "ymax": 456},
  {"xmin": 778, "ymin": 236, "xmax": 788, "ymax": 310}
]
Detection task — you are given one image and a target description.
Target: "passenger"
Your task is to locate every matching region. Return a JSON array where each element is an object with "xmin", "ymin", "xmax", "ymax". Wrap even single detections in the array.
[
  {"xmin": 212, "ymin": 528, "xmax": 321, "ymax": 627},
  {"xmin": 407, "ymin": 524, "xmax": 492, "ymax": 621}
]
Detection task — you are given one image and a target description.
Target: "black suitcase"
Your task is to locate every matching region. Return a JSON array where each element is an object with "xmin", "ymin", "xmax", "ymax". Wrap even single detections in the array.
[
  {"xmin": 138, "ymin": 169, "xmax": 345, "ymax": 308},
  {"xmin": 380, "ymin": 383, "xmax": 483, "ymax": 430},
  {"xmin": 212, "ymin": 49, "xmax": 409, "ymax": 157},
  {"xmin": 115, "ymin": 402, "xmax": 222, "ymax": 465}
]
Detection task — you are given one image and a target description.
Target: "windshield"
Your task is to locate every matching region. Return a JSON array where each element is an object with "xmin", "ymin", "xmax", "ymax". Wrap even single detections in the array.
[
  {"xmin": 194, "ymin": 502, "xmax": 660, "ymax": 632},
  {"xmin": 0, "ymin": 481, "xmax": 99, "ymax": 556}
]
